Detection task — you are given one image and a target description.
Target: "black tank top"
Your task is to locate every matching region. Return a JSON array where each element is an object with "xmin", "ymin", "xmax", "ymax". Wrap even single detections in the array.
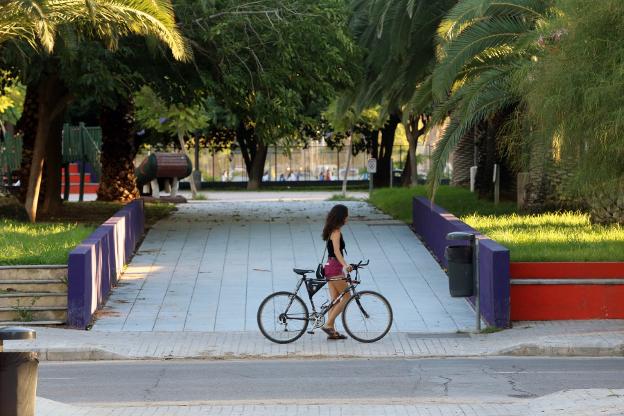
[{"xmin": 327, "ymin": 234, "xmax": 346, "ymax": 258}]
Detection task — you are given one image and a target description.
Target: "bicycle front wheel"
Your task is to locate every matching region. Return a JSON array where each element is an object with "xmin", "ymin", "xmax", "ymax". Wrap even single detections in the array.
[
  {"xmin": 342, "ymin": 290, "xmax": 393, "ymax": 343},
  {"xmin": 257, "ymin": 291, "xmax": 309, "ymax": 344}
]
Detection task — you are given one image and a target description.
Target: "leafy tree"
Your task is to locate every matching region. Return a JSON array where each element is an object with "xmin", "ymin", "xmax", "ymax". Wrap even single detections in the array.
[
  {"xmin": 0, "ymin": 72, "xmax": 24, "ymax": 134},
  {"xmin": 0, "ymin": 0, "xmax": 189, "ymax": 221},
  {"xmin": 414, "ymin": 0, "xmax": 552, "ymax": 198},
  {"xmin": 173, "ymin": 0, "xmax": 359, "ymax": 189},
  {"xmin": 343, "ymin": 0, "xmax": 455, "ymax": 187},
  {"xmin": 324, "ymin": 102, "xmax": 380, "ymax": 195},
  {"xmin": 134, "ymin": 85, "xmax": 211, "ymax": 198},
  {"xmin": 516, "ymin": 0, "xmax": 624, "ymax": 223}
]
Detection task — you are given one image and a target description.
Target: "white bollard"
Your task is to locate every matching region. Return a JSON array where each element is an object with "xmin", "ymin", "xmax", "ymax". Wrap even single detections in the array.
[{"xmin": 470, "ymin": 166, "xmax": 478, "ymax": 192}]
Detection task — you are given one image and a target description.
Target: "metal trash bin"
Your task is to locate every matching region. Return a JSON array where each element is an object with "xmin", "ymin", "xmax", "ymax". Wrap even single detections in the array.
[
  {"xmin": 445, "ymin": 245, "xmax": 474, "ymax": 297},
  {"xmin": 0, "ymin": 327, "xmax": 38, "ymax": 416}
]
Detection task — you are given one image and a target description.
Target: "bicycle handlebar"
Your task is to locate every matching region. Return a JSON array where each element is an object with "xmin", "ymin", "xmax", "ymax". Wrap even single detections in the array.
[{"xmin": 350, "ymin": 260, "xmax": 369, "ymax": 270}]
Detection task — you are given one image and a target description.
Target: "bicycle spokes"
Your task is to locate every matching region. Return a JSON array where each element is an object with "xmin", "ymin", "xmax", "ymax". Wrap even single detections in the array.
[
  {"xmin": 342, "ymin": 291, "xmax": 393, "ymax": 343},
  {"xmin": 257, "ymin": 292, "xmax": 309, "ymax": 343}
]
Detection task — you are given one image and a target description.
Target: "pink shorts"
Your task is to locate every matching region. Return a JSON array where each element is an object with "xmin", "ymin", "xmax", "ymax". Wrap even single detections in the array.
[{"xmin": 324, "ymin": 257, "xmax": 344, "ymax": 279}]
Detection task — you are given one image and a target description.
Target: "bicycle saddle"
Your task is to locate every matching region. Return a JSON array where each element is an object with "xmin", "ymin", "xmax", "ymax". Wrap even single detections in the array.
[{"xmin": 293, "ymin": 268, "xmax": 314, "ymax": 275}]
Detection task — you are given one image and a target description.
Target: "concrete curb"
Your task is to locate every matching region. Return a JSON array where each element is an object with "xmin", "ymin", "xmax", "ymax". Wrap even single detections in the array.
[
  {"xmin": 31, "ymin": 347, "xmax": 129, "ymax": 361},
  {"xmin": 18, "ymin": 344, "xmax": 624, "ymax": 361},
  {"xmin": 499, "ymin": 343, "xmax": 624, "ymax": 357}
]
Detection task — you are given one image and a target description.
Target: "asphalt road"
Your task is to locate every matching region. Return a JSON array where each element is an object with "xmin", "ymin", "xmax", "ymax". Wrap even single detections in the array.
[{"xmin": 38, "ymin": 358, "xmax": 624, "ymax": 405}]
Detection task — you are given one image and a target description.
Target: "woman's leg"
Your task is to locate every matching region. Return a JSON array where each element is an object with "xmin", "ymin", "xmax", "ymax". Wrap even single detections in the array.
[{"xmin": 325, "ymin": 278, "xmax": 351, "ymax": 329}]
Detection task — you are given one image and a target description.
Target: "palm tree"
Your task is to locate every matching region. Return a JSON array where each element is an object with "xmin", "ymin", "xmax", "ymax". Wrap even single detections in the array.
[
  {"xmin": 0, "ymin": 0, "xmax": 188, "ymax": 59},
  {"xmin": 344, "ymin": 0, "xmax": 454, "ymax": 187},
  {"xmin": 413, "ymin": 0, "xmax": 553, "ymax": 197},
  {"xmin": 1, "ymin": 0, "xmax": 190, "ymax": 222}
]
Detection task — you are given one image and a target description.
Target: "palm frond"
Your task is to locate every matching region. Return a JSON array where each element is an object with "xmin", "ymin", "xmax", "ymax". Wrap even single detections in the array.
[
  {"xmin": 432, "ymin": 15, "xmax": 533, "ymax": 99},
  {"xmin": 0, "ymin": 0, "xmax": 190, "ymax": 61},
  {"xmin": 428, "ymin": 68, "xmax": 517, "ymax": 197},
  {"xmin": 439, "ymin": 0, "xmax": 549, "ymax": 43}
]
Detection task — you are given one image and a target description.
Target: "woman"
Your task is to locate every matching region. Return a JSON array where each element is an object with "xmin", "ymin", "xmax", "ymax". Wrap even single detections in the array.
[{"xmin": 321, "ymin": 204, "xmax": 353, "ymax": 340}]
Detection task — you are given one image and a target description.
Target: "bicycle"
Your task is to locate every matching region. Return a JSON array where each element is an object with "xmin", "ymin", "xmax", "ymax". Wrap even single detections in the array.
[{"xmin": 257, "ymin": 260, "xmax": 393, "ymax": 344}]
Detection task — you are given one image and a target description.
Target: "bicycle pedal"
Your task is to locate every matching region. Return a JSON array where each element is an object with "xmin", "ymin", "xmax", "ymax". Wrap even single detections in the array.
[{"xmin": 307, "ymin": 331, "xmax": 315, "ymax": 335}]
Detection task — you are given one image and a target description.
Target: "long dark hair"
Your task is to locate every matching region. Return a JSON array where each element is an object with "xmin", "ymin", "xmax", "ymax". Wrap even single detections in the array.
[{"xmin": 322, "ymin": 204, "xmax": 349, "ymax": 241}]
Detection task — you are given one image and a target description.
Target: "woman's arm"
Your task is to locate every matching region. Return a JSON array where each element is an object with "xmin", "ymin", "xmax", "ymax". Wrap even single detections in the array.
[{"xmin": 330, "ymin": 230, "xmax": 351, "ymax": 272}]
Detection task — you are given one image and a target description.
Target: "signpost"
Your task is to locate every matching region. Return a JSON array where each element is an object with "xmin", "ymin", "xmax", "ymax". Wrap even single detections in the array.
[{"xmin": 367, "ymin": 158, "xmax": 377, "ymax": 197}]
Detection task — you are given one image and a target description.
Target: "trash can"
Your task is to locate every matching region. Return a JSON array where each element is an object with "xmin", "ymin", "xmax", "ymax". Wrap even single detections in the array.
[
  {"xmin": 445, "ymin": 245, "xmax": 474, "ymax": 297},
  {"xmin": 0, "ymin": 352, "xmax": 38, "ymax": 416},
  {"xmin": 0, "ymin": 327, "xmax": 37, "ymax": 416}
]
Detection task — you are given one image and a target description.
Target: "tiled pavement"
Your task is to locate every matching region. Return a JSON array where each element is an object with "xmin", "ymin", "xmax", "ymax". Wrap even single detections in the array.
[
  {"xmin": 8, "ymin": 320, "xmax": 624, "ymax": 361},
  {"xmin": 36, "ymin": 389, "xmax": 624, "ymax": 416},
  {"xmin": 21, "ymin": 193, "xmax": 624, "ymax": 415},
  {"xmin": 92, "ymin": 199, "xmax": 476, "ymax": 333}
]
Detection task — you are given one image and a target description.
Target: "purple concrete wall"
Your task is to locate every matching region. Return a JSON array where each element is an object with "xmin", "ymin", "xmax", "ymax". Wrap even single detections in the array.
[
  {"xmin": 68, "ymin": 199, "xmax": 145, "ymax": 329},
  {"xmin": 412, "ymin": 196, "xmax": 510, "ymax": 328}
]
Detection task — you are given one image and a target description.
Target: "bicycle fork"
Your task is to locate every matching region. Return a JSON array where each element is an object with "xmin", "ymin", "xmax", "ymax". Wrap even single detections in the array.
[{"xmin": 352, "ymin": 288, "xmax": 370, "ymax": 319}]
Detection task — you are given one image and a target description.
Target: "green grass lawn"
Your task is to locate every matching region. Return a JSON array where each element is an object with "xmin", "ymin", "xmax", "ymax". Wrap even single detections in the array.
[
  {"xmin": 0, "ymin": 220, "xmax": 96, "ymax": 265},
  {"xmin": 0, "ymin": 199, "xmax": 176, "ymax": 226},
  {"xmin": 369, "ymin": 186, "xmax": 517, "ymax": 222},
  {"xmin": 0, "ymin": 199, "xmax": 177, "ymax": 265},
  {"xmin": 369, "ymin": 186, "xmax": 624, "ymax": 262},
  {"xmin": 464, "ymin": 212, "xmax": 624, "ymax": 262}
]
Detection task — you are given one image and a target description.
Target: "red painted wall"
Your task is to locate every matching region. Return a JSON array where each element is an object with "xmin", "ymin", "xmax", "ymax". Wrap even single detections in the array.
[{"xmin": 510, "ymin": 262, "xmax": 624, "ymax": 320}]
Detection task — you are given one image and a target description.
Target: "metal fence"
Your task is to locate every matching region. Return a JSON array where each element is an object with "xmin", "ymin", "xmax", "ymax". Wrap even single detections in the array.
[
  {"xmin": 0, "ymin": 124, "xmax": 103, "ymax": 177},
  {"xmin": 62, "ymin": 123, "xmax": 102, "ymax": 176},
  {"xmin": 0, "ymin": 132, "xmax": 21, "ymax": 175},
  {"xmin": 137, "ymin": 143, "xmax": 435, "ymax": 183},
  {"xmin": 1, "ymin": 128, "xmax": 437, "ymax": 185}
]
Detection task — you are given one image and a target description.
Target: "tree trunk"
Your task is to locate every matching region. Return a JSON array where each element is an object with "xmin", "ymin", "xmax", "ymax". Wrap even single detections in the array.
[
  {"xmin": 475, "ymin": 119, "xmax": 496, "ymax": 199},
  {"xmin": 451, "ymin": 129, "xmax": 477, "ymax": 188},
  {"xmin": 589, "ymin": 179, "xmax": 624, "ymax": 225},
  {"xmin": 400, "ymin": 156, "xmax": 412, "ymax": 187},
  {"xmin": 40, "ymin": 114, "xmax": 64, "ymax": 216},
  {"xmin": 247, "ymin": 141, "xmax": 268, "ymax": 190},
  {"xmin": 341, "ymin": 133, "xmax": 352, "ymax": 196},
  {"xmin": 374, "ymin": 113, "xmax": 400, "ymax": 188},
  {"xmin": 15, "ymin": 84, "xmax": 39, "ymax": 204},
  {"xmin": 23, "ymin": 72, "xmax": 70, "ymax": 222},
  {"xmin": 237, "ymin": 122, "xmax": 268, "ymax": 190},
  {"xmin": 177, "ymin": 132, "xmax": 198, "ymax": 198},
  {"xmin": 402, "ymin": 114, "xmax": 425, "ymax": 187},
  {"xmin": 97, "ymin": 102, "xmax": 141, "ymax": 202}
]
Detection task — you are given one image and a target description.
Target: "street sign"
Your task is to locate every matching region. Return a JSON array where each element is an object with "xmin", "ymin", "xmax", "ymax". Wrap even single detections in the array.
[{"xmin": 367, "ymin": 158, "xmax": 377, "ymax": 174}]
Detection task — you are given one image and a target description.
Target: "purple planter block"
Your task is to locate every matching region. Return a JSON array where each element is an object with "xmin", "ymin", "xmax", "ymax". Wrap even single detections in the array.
[
  {"xmin": 478, "ymin": 240, "xmax": 510, "ymax": 328},
  {"xmin": 67, "ymin": 244, "xmax": 95, "ymax": 329},
  {"xmin": 67, "ymin": 200, "xmax": 145, "ymax": 329},
  {"xmin": 412, "ymin": 196, "xmax": 510, "ymax": 328},
  {"xmin": 84, "ymin": 228, "xmax": 113, "ymax": 303}
]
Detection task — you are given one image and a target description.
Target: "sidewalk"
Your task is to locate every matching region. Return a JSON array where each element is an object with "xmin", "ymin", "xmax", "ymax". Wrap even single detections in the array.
[
  {"xmin": 6, "ymin": 196, "xmax": 621, "ymax": 361},
  {"xmin": 92, "ymin": 199, "xmax": 475, "ymax": 333},
  {"xmin": 6, "ymin": 320, "xmax": 624, "ymax": 360},
  {"xmin": 35, "ymin": 389, "xmax": 624, "ymax": 416}
]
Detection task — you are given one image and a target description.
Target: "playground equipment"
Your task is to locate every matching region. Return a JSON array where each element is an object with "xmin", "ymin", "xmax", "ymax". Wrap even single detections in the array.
[{"xmin": 135, "ymin": 152, "xmax": 192, "ymax": 198}]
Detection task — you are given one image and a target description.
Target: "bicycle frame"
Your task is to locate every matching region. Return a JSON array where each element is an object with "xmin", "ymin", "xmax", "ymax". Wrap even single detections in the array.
[{"xmin": 285, "ymin": 262, "xmax": 370, "ymax": 322}]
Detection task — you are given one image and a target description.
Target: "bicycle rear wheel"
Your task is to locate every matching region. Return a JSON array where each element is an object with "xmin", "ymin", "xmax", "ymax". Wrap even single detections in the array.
[
  {"xmin": 257, "ymin": 291, "xmax": 309, "ymax": 344},
  {"xmin": 342, "ymin": 290, "xmax": 393, "ymax": 343}
]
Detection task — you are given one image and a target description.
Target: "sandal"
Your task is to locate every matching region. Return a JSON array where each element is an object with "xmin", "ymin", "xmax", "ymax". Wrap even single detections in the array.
[
  {"xmin": 328, "ymin": 331, "xmax": 347, "ymax": 340},
  {"xmin": 321, "ymin": 326, "xmax": 335, "ymax": 336},
  {"xmin": 322, "ymin": 327, "xmax": 347, "ymax": 340}
]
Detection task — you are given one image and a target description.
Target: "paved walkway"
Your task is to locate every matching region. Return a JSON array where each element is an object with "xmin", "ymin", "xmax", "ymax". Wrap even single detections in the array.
[
  {"xmin": 7, "ymin": 320, "xmax": 624, "ymax": 361},
  {"xmin": 92, "ymin": 198, "xmax": 475, "ymax": 333},
  {"xmin": 35, "ymin": 389, "xmax": 624, "ymax": 416}
]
